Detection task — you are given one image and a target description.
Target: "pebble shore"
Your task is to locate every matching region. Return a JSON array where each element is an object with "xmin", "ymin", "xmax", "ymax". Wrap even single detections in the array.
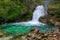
[{"xmin": 12, "ymin": 27, "xmax": 60, "ymax": 40}]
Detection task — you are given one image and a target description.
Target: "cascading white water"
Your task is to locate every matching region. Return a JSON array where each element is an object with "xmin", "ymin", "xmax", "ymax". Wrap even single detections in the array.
[
  {"xmin": 13, "ymin": 5, "xmax": 46, "ymax": 25},
  {"xmin": 32, "ymin": 5, "xmax": 45, "ymax": 21},
  {"xmin": 28, "ymin": 5, "xmax": 46, "ymax": 25}
]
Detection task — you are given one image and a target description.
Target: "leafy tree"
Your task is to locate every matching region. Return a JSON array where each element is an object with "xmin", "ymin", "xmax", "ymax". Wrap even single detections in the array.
[
  {"xmin": 0, "ymin": 0, "xmax": 42, "ymax": 23},
  {"xmin": 0, "ymin": 0, "xmax": 28, "ymax": 22}
]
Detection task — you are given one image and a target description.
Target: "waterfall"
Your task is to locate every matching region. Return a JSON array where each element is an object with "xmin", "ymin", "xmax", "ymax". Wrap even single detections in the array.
[
  {"xmin": 28, "ymin": 5, "xmax": 46, "ymax": 25},
  {"xmin": 32, "ymin": 5, "xmax": 45, "ymax": 21}
]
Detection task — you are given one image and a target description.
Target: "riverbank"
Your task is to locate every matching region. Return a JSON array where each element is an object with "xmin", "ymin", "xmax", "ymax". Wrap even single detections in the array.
[{"xmin": 0, "ymin": 27, "xmax": 60, "ymax": 40}]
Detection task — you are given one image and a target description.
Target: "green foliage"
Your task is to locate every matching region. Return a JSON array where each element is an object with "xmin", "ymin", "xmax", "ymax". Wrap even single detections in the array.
[
  {"xmin": 48, "ymin": 0, "xmax": 60, "ymax": 21},
  {"xmin": 0, "ymin": 0, "xmax": 27, "ymax": 20},
  {"xmin": 56, "ymin": 7, "xmax": 60, "ymax": 21},
  {"xmin": 0, "ymin": 0, "xmax": 42, "ymax": 23},
  {"xmin": 0, "ymin": 0, "xmax": 60, "ymax": 23}
]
